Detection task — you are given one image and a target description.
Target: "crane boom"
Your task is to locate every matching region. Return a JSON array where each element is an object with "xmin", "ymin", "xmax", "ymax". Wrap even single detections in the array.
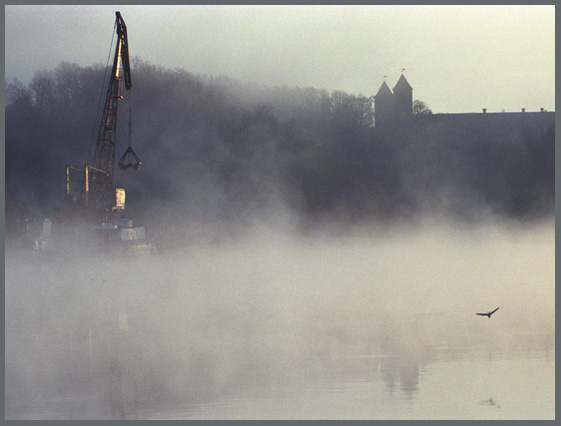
[
  {"xmin": 56, "ymin": 11, "xmax": 151, "ymax": 253},
  {"xmin": 89, "ymin": 11, "xmax": 133, "ymax": 209},
  {"xmin": 114, "ymin": 11, "xmax": 132, "ymax": 92}
]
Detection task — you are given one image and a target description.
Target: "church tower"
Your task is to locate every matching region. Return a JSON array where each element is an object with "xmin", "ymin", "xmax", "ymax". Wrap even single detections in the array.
[
  {"xmin": 392, "ymin": 73, "xmax": 413, "ymax": 121},
  {"xmin": 374, "ymin": 79, "xmax": 394, "ymax": 127}
]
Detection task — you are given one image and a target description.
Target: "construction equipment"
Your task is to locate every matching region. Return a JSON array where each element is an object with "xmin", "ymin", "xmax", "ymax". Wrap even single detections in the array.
[
  {"xmin": 65, "ymin": 11, "xmax": 140, "ymax": 211},
  {"xmin": 87, "ymin": 11, "xmax": 141, "ymax": 211},
  {"xmin": 61, "ymin": 12, "xmax": 150, "ymax": 253}
]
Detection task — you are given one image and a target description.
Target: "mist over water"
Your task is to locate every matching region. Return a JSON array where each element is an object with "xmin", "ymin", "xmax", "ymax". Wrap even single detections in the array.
[
  {"xmin": 5, "ymin": 216, "xmax": 554, "ymax": 419},
  {"xmin": 4, "ymin": 9, "xmax": 554, "ymax": 419}
]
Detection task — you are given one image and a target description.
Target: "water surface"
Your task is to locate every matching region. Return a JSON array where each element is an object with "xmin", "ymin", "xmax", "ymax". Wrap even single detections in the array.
[{"xmin": 5, "ymin": 223, "xmax": 554, "ymax": 420}]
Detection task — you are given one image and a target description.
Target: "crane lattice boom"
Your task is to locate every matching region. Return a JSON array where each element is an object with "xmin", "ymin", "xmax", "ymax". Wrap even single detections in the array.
[{"xmin": 89, "ymin": 11, "xmax": 133, "ymax": 209}]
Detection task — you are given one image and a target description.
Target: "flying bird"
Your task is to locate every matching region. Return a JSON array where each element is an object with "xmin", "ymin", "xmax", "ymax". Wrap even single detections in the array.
[{"xmin": 476, "ymin": 307, "xmax": 500, "ymax": 318}]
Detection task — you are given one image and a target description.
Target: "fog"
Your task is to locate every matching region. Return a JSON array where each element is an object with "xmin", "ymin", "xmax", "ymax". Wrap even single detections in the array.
[
  {"xmin": 5, "ymin": 52, "xmax": 555, "ymax": 421},
  {"xmin": 5, "ymin": 61, "xmax": 554, "ymax": 234},
  {"xmin": 5, "ymin": 216, "xmax": 554, "ymax": 419}
]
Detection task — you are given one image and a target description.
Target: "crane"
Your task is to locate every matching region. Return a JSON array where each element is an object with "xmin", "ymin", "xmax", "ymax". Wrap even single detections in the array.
[
  {"xmin": 59, "ymin": 12, "xmax": 151, "ymax": 253},
  {"xmin": 86, "ymin": 11, "xmax": 141, "ymax": 211}
]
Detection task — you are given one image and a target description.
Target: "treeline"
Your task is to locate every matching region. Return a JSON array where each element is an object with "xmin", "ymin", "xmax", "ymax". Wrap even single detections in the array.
[{"xmin": 5, "ymin": 59, "xmax": 555, "ymax": 234}]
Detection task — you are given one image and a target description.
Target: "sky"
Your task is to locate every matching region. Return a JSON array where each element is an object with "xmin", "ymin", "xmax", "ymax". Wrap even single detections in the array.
[{"xmin": 4, "ymin": 4, "xmax": 555, "ymax": 113}]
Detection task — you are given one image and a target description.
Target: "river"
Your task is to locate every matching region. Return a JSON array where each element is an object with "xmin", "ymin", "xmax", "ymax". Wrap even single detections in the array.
[{"xmin": 5, "ymin": 221, "xmax": 554, "ymax": 420}]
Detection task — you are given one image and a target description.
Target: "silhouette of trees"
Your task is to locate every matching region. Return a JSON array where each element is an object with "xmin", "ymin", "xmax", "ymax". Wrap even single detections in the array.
[
  {"xmin": 4, "ymin": 59, "xmax": 555, "ymax": 233},
  {"xmin": 412, "ymin": 99, "xmax": 432, "ymax": 115}
]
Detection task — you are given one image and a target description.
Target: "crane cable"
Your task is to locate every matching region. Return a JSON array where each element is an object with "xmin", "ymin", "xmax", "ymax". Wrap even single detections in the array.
[
  {"xmin": 128, "ymin": 91, "xmax": 133, "ymax": 149},
  {"xmin": 118, "ymin": 89, "xmax": 142, "ymax": 171}
]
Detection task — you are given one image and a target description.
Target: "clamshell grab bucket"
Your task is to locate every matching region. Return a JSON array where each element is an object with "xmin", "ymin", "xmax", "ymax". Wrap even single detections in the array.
[{"xmin": 118, "ymin": 146, "xmax": 142, "ymax": 171}]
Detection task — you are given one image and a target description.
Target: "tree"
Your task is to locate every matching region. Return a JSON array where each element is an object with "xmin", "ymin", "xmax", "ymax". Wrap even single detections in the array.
[
  {"xmin": 29, "ymin": 69, "xmax": 56, "ymax": 120},
  {"xmin": 6, "ymin": 79, "xmax": 32, "ymax": 110},
  {"xmin": 413, "ymin": 99, "xmax": 432, "ymax": 115}
]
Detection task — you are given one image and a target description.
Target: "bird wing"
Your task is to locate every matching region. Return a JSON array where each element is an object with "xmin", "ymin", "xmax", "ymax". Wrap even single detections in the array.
[
  {"xmin": 489, "ymin": 307, "xmax": 500, "ymax": 315},
  {"xmin": 475, "ymin": 313, "xmax": 487, "ymax": 316}
]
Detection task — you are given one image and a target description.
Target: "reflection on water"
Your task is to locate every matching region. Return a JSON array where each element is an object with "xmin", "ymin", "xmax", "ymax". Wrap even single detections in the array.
[
  {"xmin": 479, "ymin": 397, "xmax": 499, "ymax": 407},
  {"xmin": 6, "ymin": 276, "xmax": 553, "ymax": 421},
  {"xmin": 5, "ymin": 225, "xmax": 555, "ymax": 420}
]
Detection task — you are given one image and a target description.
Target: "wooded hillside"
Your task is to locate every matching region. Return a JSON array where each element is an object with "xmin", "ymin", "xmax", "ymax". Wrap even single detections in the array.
[{"xmin": 5, "ymin": 59, "xmax": 554, "ymax": 235}]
